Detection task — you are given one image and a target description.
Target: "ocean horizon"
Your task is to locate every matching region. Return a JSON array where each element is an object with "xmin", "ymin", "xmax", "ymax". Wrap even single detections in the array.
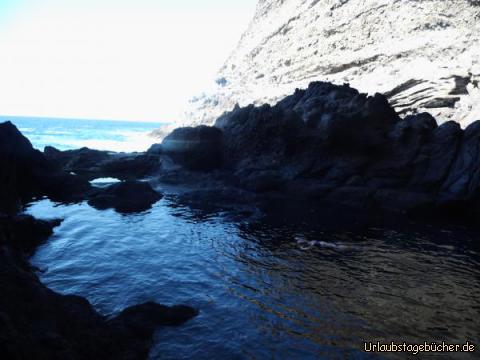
[{"xmin": 0, "ymin": 115, "xmax": 168, "ymax": 153}]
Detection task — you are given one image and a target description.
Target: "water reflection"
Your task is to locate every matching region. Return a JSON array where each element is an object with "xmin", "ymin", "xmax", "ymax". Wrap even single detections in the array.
[{"xmin": 25, "ymin": 191, "xmax": 480, "ymax": 360}]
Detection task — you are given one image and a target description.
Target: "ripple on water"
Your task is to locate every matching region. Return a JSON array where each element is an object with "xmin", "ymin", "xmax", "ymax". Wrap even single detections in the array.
[{"xmin": 25, "ymin": 198, "xmax": 480, "ymax": 360}]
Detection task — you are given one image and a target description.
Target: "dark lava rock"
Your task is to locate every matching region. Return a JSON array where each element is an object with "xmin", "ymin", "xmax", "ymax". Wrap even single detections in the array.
[
  {"xmin": 99, "ymin": 154, "xmax": 160, "ymax": 181},
  {"xmin": 0, "ymin": 214, "xmax": 62, "ymax": 256},
  {"xmin": 44, "ymin": 146, "xmax": 113, "ymax": 178},
  {"xmin": 0, "ymin": 122, "xmax": 90, "ymax": 212},
  {"xmin": 441, "ymin": 120, "xmax": 480, "ymax": 199},
  {"xmin": 150, "ymin": 81, "xmax": 480, "ymax": 217},
  {"xmin": 213, "ymin": 82, "xmax": 400, "ymax": 178},
  {"xmin": 44, "ymin": 146, "xmax": 160, "ymax": 181},
  {"xmin": 160, "ymin": 125, "xmax": 223, "ymax": 171},
  {"xmin": 88, "ymin": 181, "xmax": 162, "ymax": 213},
  {"xmin": 238, "ymin": 169, "xmax": 285, "ymax": 193},
  {"xmin": 409, "ymin": 120, "xmax": 463, "ymax": 191},
  {"xmin": 109, "ymin": 302, "xmax": 198, "ymax": 337},
  {"xmin": 146, "ymin": 143, "xmax": 162, "ymax": 155}
]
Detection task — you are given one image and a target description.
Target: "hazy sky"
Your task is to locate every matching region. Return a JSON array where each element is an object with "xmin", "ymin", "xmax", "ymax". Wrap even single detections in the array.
[{"xmin": 0, "ymin": 0, "xmax": 257, "ymax": 121}]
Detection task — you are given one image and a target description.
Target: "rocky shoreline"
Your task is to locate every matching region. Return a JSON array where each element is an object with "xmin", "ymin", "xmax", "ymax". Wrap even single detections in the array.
[
  {"xmin": 47, "ymin": 82, "xmax": 480, "ymax": 221},
  {"xmin": 0, "ymin": 122, "xmax": 197, "ymax": 359},
  {"xmin": 1, "ymin": 80, "xmax": 479, "ymax": 358}
]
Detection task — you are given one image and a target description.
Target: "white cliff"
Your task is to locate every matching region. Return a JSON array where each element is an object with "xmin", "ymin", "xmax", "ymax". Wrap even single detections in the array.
[{"xmin": 183, "ymin": 0, "xmax": 480, "ymax": 128}]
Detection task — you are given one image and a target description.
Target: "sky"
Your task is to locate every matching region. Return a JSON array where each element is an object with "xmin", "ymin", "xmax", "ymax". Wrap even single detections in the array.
[{"xmin": 0, "ymin": 0, "xmax": 257, "ymax": 122}]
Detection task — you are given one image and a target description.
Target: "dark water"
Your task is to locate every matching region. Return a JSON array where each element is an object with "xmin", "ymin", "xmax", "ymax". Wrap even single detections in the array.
[
  {"xmin": 26, "ymin": 188, "xmax": 480, "ymax": 359},
  {"xmin": 0, "ymin": 116, "xmax": 164, "ymax": 152}
]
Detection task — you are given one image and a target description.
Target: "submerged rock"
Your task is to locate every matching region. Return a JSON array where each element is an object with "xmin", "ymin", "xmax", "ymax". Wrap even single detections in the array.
[{"xmin": 88, "ymin": 180, "xmax": 162, "ymax": 213}]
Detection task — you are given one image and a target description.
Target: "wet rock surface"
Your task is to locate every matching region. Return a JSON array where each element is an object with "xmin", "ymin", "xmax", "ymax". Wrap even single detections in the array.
[
  {"xmin": 88, "ymin": 181, "xmax": 162, "ymax": 213},
  {"xmin": 45, "ymin": 146, "xmax": 160, "ymax": 181}
]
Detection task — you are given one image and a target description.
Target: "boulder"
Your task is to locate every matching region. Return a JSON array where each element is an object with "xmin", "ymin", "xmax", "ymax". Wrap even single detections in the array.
[
  {"xmin": 0, "ymin": 122, "xmax": 91, "ymax": 212},
  {"xmin": 161, "ymin": 125, "xmax": 223, "ymax": 171},
  {"xmin": 88, "ymin": 181, "xmax": 162, "ymax": 213},
  {"xmin": 44, "ymin": 146, "xmax": 160, "ymax": 181},
  {"xmin": 215, "ymin": 104, "xmax": 305, "ymax": 170},
  {"xmin": 0, "ymin": 214, "xmax": 62, "ymax": 256},
  {"xmin": 109, "ymin": 302, "xmax": 198, "ymax": 338},
  {"xmin": 99, "ymin": 154, "xmax": 160, "ymax": 181},
  {"xmin": 44, "ymin": 146, "xmax": 112, "ymax": 178}
]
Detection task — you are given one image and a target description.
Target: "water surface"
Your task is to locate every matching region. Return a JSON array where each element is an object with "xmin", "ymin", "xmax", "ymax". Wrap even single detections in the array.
[
  {"xmin": 26, "ymin": 193, "xmax": 480, "ymax": 359},
  {"xmin": 0, "ymin": 116, "xmax": 164, "ymax": 152}
]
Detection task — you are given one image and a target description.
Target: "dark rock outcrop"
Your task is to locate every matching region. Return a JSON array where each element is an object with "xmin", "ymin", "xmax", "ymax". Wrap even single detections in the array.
[
  {"xmin": 44, "ymin": 146, "xmax": 160, "ymax": 181},
  {"xmin": 159, "ymin": 125, "xmax": 223, "ymax": 171},
  {"xmin": 0, "ymin": 122, "xmax": 90, "ymax": 212},
  {"xmin": 88, "ymin": 181, "xmax": 162, "ymax": 213},
  {"xmin": 44, "ymin": 146, "xmax": 112, "ymax": 178},
  {"xmin": 0, "ymin": 214, "xmax": 61, "ymax": 256},
  {"xmin": 9, "ymin": 80, "xmax": 480, "ymax": 219},
  {"xmin": 99, "ymin": 154, "xmax": 160, "ymax": 181},
  {"xmin": 153, "ymin": 81, "xmax": 480, "ymax": 218}
]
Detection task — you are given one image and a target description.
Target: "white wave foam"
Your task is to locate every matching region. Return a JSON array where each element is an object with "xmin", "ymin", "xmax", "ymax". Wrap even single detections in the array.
[{"xmin": 68, "ymin": 131, "xmax": 159, "ymax": 152}]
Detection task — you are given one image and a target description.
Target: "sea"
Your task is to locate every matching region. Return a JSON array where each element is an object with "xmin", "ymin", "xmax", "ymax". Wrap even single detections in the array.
[
  {"xmin": 3, "ymin": 115, "xmax": 479, "ymax": 359},
  {"xmin": 0, "ymin": 115, "xmax": 165, "ymax": 152}
]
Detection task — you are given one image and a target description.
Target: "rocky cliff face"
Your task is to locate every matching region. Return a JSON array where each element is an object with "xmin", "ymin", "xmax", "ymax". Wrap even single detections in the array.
[{"xmin": 185, "ymin": 0, "xmax": 480, "ymax": 127}]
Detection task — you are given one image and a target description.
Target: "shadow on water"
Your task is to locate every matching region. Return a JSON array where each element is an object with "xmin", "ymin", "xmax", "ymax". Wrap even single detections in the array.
[{"xmin": 25, "ymin": 189, "xmax": 480, "ymax": 360}]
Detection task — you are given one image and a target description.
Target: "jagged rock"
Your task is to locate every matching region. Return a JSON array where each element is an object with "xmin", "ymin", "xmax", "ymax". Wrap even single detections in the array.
[
  {"xmin": 44, "ymin": 146, "xmax": 112, "ymax": 178},
  {"xmin": 441, "ymin": 121, "xmax": 480, "ymax": 198},
  {"xmin": 109, "ymin": 302, "xmax": 198, "ymax": 337},
  {"xmin": 44, "ymin": 146, "xmax": 160, "ymax": 181},
  {"xmin": 182, "ymin": 0, "xmax": 480, "ymax": 128},
  {"xmin": 215, "ymin": 103, "xmax": 304, "ymax": 170},
  {"xmin": 99, "ymin": 154, "xmax": 160, "ymax": 181},
  {"xmin": 153, "ymin": 80, "xmax": 480, "ymax": 217},
  {"xmin": 215, "ymin": 82, "xmax": 400, "ymax": 175},
  {"xmin": 239, "ymin": 169, "xmax": 285, "ymax": 193},
  {"xmin": 0, "ymin": 122, "xmax": 91, "ymax": 212},
  {"xmin": 160, "ymin": 125, "xmax": 223, "ymax": 171},
  {"xmin": 409, "ymin": 121, "xmax": 463, "ymax": 190},
  {"xmin": 88, "ymin": 181, "xmax": 162, "ymax": 213},
  {"xmin": 7, "ymin": 79, "xmax": 480, "ymax": 218},
  {"xmin": 0, "ymin": 215, "xmax": 61, "ymax": 256}
]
